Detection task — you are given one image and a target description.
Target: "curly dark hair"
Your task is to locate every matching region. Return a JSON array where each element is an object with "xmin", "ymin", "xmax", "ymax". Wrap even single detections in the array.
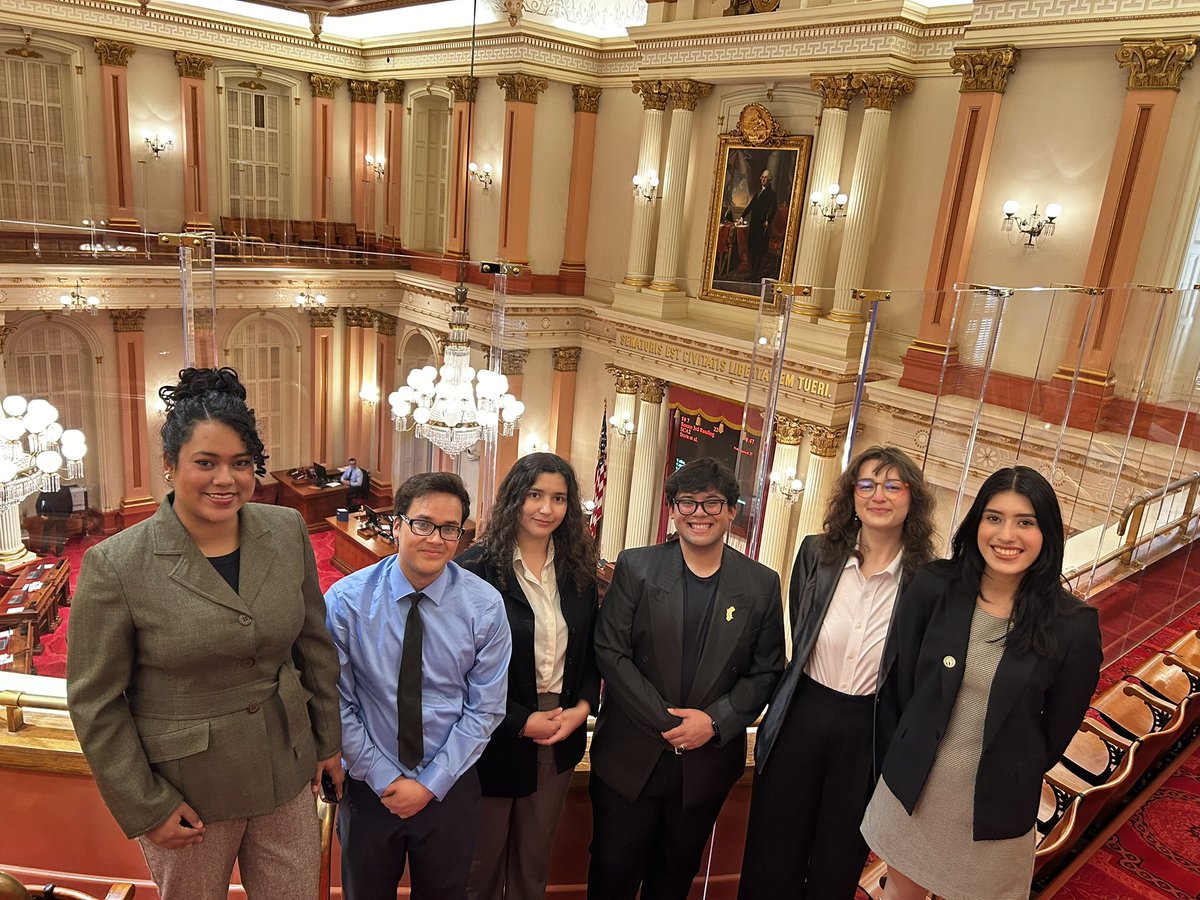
[
  {"xmin": 949, "ymin": 465, "xmax": 1076, "ymax": 657},
  {"xmin": 159, "ymin": 367, "xmax": 268, "ymax": 476},
  {"xmin": 665, "ymin": 457, "xmax": 740, "ymax": 506},
  {"xmin": 476, "ymin": 452, "xmax": 598, "ymax": 592},
  {"xmin": 819, "ymin": 445, "xmax": 936, "ymax": 577}
]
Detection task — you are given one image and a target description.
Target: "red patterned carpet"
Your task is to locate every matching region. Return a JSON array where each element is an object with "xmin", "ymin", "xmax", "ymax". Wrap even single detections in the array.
[
  {"xmin": 30, "ymin": 528, "xmax": 342, "ymax": 680},
  {"xmin": 1056, "ymin": 755, "xmax": 1200, "ymax": 899}
]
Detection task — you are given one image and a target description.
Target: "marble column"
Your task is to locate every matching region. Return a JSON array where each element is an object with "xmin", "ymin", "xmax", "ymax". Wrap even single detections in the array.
[
  {"xmin": 598, "ymin": 366, "xmax": 641, "ymax": 562},
  {"xmin": 94, "ymin": 40, "xmax": 139, "ymax": 230},
  {"xmin": 549, "ymin": 347, "xmax": 581, "ymax": 455},
  {"xmin": 828, "ymin": 73, "xmax": 914, "ymax": 324},
  {"xmin": 309, "ymin": 74, "xmax": 342, "ymax": 225},
  {"xmin": 0, "ymin": 323, "xmax": 34, "ymax": 571},
  {"xmin": 111, "ymin": 309, "xmax": 157, "ymax": 529},
  {"xmin": 792, "ymin": 424, "xmax": 846, "ymax": 545},
  {"xmin": 559, "ymin": 86, "xmax": 601, "ymax": 296},
  {"xmin": 379, "ymin": 79, "xmax": 406, "ymax": 249},
  {"xmin": 757, "ymin": 414, "xmax": 806, "ymax": 584},
  {"xmin": 495, "ymin": 349, "xmax": 529, "ymax": 483},
  {"xmin": 442, "ymin": 76, "xmax": 478, "ymax": 282},
  {"xmin": 307, "ymin": 306, "xmax": 338, "ymax": 466},
  {"xmin": 372, "ymin": 313, "xmax": 398, "ymax": 503},
  {"xmin": 343, "ymin": 307, "xmax": 377, "ymax": 464},
  {"xmin": 496, "ymin": 75, "xmax": 549, "ymax": 285},
  {"xmin": 900, "ymin": 46, "xmax": 1019, "ymax": 394},
  {"xmin": 621, "ymin": 82, "xmax": 671, "ymax": 287},
  {"xmin": 648, "ymin": 81, "xmax": 712, "ymax": 295},
  {"xmin": 175, "ymin": 52, "xmax": 214, "ymax": 232},
  {"xmin": 792, "ymin": 75, "xmax": 856, "ymax": 314},
  {"xmin": 1051, "ymin": 37, "xmax": 1197, "ymax": 407},
  {"xmin": 349, "ymin": 80, "xmax": 380, "ymax": 241},
  {"xmin": 624, "ymin": 378, "xmax": 668, "ymax": 549}
]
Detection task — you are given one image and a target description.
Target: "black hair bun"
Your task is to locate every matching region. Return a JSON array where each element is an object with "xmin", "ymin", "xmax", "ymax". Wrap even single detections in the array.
[{"xmin": 158, "ymin": 367, "xmax": 247, "ymax": 411}]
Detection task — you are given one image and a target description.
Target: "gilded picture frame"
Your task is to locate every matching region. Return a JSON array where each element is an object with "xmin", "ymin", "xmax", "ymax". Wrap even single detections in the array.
[{"xmin": 700, "ymin": 104, "xmax": 812, "ymax": 310}]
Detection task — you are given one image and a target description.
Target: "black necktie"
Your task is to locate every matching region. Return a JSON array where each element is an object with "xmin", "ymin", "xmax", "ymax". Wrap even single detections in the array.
[{"xmin": 397, "ymin": 591, "xmax": 425, "ymax": 770}]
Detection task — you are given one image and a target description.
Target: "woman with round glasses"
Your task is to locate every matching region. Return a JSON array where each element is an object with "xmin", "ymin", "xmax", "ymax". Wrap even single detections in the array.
[
  {"xmin": 455, "ymin": 453, "xmax": 600, "ymax": 900},
  {"xmin": 740, "ymin": 445, "xmax": 936, "ymax": 899},
  {"xmin": 861, "ymin": 466, "xmax": 1101, "ymax": 900}
]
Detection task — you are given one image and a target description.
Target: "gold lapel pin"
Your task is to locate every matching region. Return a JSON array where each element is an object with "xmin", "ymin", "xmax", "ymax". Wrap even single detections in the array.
[
  {"xmin": 726, "ymin": 606, "xmax": 735, "ymax": 622},
  {"xmin": 943, "ymin": 655, "xmax": 956, "ymax": 668}
]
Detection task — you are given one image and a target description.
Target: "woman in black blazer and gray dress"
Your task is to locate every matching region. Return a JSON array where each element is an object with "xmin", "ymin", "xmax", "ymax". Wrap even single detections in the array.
[
  {"xmin": 456, "ymin": 452, "xmax": 600, "ymax": 900},
  {"xmin": 863, "ymin": 466, "xmax": 1102, "ymax": 900},
  {"xmin": 741, "ymin": 446, "xmax": 936, "ymax": 899}
]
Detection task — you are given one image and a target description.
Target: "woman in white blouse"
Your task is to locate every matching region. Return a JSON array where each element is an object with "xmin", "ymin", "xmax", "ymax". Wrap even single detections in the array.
[
  {"xmin": 455, "ymin": 453, "xmax": 600, "ymax": 900},
  {"xmin": 740, "ymin": 446, "xmax": 937, "ymax": 899}
]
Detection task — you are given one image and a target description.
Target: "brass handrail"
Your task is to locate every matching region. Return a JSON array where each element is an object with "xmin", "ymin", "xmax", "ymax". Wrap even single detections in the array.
[
  {"xmin": 1065, "ymin": 471, "xmax": 1200, "ymax": 580},
  {"xmin": 0, "ymin": 689, "xmax": 68, "ymax": 733},
  {"xmin": 318, "ymin": 797, "xmax": 336, "ymax": 900}
]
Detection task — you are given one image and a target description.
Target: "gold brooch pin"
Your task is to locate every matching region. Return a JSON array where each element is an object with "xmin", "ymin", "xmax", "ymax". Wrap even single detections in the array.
[
  {"xmin": 943, "ymin": 655, "xmax": 956, "ymax": 668},
  {"xmin": 726, "ymin": 606, "xmax": 735, "ymax": 622}
]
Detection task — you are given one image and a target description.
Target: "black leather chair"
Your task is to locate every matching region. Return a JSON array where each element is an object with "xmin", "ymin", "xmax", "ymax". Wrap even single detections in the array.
[{"xmin": 347, "ymin": 469, "xmax": 369, "ymax": 511}]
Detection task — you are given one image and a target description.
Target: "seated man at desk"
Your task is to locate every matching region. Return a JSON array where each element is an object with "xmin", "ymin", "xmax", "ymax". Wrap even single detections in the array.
[{"xmin": 341, "ymin": 457, "xmax": 368, "ymax": 510}]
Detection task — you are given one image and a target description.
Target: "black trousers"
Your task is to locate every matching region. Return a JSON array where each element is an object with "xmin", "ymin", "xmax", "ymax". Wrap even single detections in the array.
[
  {"xmin": 587, "ymin": 754, "xmax": 728, "ymax": 900},
  {"xmin": 338, "ymin": 771, "xmax": 481, "ymax": 900},
  {"xmin": 739, "ymin": 674, "xmax": 876, "ymax": 900}
]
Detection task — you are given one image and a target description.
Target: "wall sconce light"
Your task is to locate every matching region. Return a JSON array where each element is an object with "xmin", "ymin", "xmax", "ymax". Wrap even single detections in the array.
[
  {"xmin": 294, "ymin": 281, "xmax": 327, "ymax": 312},
  {"xmin": 359, "ymin": 383, "xmax": 381, "ymax": 408},
  {"xmin": 143, "ymin": 132, "xmax": 174, "ymax": 159},
  {"xmin": 632, "ymin": 172, "xmax": 659, "ymax": 202},
  {"xmin": 468, "ymin": 162, "xmax": 493, "ymax": 191},
  {"xmin": 365, "ymin": 153, "xmax": 386, "ymax": 180},
  {"xmin": 768, "ymin": 467, "xmax": 804, "ymax": 503},
  {"xmin": 809, "ymin": 183, "xmax": 848, "ymax": 222},
  {"xmin": 1001, "ymin": 200, "xmax": 1061, "ymax": 249},
  {"xmin": 58, "ymin": 281, "xmax": 100, "ymax": 316},
  {"xmin": 608, "ymin": 414, "xmax": 636, "ymax": 441}
]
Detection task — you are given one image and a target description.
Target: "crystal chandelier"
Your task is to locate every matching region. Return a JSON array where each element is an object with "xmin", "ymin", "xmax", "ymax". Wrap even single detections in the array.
[
  {"xmin": 0, "ymin": 396, "xmax": 87, "ymax": 507},
  {"xmin": 59, "ymin": 281, "xmax": 101, "ymax": 316},
  {"xmin": 389, "ymin": 287, "xmax": 525, "ymax": 456}
]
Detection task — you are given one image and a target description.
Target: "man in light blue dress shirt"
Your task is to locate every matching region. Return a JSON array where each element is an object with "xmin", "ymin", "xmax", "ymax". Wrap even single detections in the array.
[{"xmin": 326, "ymin": 471, "xmax": 511, "ymax": 900}]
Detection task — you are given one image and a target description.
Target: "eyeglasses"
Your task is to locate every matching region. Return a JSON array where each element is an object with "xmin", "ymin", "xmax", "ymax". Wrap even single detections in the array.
[
  {"xmin": 672, "ymin": 497, "xmax": 728, "ymax": 515},
  {"xmin": 854, "ymin": 479, "xmax": 909, "ymax": 498},
  {"xmin": 397, "ymin": 514, "xmax": 466, "ymax": 542}
]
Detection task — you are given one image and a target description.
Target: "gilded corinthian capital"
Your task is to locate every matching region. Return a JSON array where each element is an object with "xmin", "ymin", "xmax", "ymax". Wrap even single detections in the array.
[
  {"xmin": 1116, "ymin": 37, "xmax": 1197, "ymax": 90},
  {"xmin": 446, "ymin": 76, "xmax": 479, "ymax": 103},
  {"xmin": 663, "ymin": 80, "xmax": 713, "ymax": 112},
  {"xmin": 850, "ymin": 72, "xmax": 915, "ymax": 110},
  {"xmin": 174, "ymin": 52, "xmax": 213, "ymax": 80},
  {"xmin": 497, "ymin": 73, "xmax": 549, "ymax": 104},
  {"xmin": 606, "ymin": 364, "xmax": 642, "ymax": 394},
  {"xmin": 774, "ymin": 414, "xmax": 806, "ymax": 446},
  {"xmin": 950, "ymin": 46, "xmax": 1020, "ymax": 93},
  {"xmin": 349, "ymin": 80, "xmax": 380, "ymax": 104},
  {"xmin": 632, "ymin": 80, "xmax": 670, "ymax": 111},
  {"xmin": 109, "ymin": 309, "xmax": 146, "ymax": 333},
  {"xmin": 572, "ymin": 85, "xmax": 602, "ymax": 114},
  {"xmin": 553, "ymin": 347, "xmax": 582, "ymax": 371},
  {"xmin": 309, "ymin": 73, "xmax": 342, "ymax": 99},
  {"xmin": 94, "ymin": 40, "xmax": 135, "ymax": 67},
  {"xmin": 810, "ymin": 74, "xmax": 856, "ymax": 110},
  {"xmin": 379, "ymin": 79, "xmax": 405, "ymax": 104},
  {"xmin": 803, "ymin": 423, "xmax": 846, "ymax": 458}
]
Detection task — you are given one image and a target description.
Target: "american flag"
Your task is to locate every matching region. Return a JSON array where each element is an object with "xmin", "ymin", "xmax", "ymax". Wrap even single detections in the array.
[{"xmin": 590, "ymin": 402, "xmax": 607, "ymax": 540}]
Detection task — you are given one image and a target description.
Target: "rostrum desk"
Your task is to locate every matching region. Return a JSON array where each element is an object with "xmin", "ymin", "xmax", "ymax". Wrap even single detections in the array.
[{"xmin": 270, "ymin": 469, "xmax": 349, "ymax": 532}]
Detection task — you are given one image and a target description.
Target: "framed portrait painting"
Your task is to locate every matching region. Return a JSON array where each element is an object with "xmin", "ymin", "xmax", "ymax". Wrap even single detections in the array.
[{"xmin": 700, "ymin": 104, "xmax": 812, "ymax": 310}]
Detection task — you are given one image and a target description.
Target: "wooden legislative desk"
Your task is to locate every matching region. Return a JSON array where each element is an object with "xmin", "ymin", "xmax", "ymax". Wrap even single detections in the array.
[
  {"xmin": 271, "ymin": 469, "xmax": 350, "ymax": 532},
  {"xmin": 0, "ymin": 559, "xmax": 70, "ymax": 654},
  {"xmin": 0, "ymin": 624, "xmax": 33, "ymax": 674},
  {"xmin": 327, "ymin": 513, "xmax": 396, "ymax": 574}
]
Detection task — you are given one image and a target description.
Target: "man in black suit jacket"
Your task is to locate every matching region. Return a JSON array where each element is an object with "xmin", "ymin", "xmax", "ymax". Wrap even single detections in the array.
[{"xmin": 588, "ymin": 458, "xmax": 785, "ymax": 900}]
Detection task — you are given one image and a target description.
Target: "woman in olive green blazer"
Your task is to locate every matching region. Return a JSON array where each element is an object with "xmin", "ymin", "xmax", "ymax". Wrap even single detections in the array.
[{"xmin": 67, "ymin": 368, "xmax": 341, "ymax": 899}]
